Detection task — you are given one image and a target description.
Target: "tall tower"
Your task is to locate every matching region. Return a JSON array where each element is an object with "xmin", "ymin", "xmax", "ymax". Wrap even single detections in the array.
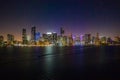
[
  {"xmin": 95, "ymin": 33, "xmax": 100, "ymax": 45},
  {"xmin": 22, "ymin": 28, "xmax": 27, "ymax": 44},
  {"xmin": 60, "ymin": 27, "xmax": 64, "ymax": 36},
  {"xmin": 31, "ymin": 26, "xmax": 36, "ymax": 42}
]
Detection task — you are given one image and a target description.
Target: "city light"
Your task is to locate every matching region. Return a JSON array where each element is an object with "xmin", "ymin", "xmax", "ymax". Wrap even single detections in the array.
[
  {"xmin": 46, "ymin": 32, "xmax": 52, "ymax": 35},
  {"xmin": 0, "ymin": 26, "xmax": 120, "ymax": 47}
]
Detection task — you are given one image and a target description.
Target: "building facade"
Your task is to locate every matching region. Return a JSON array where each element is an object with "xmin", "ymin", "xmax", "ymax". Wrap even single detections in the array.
[{"xmin": 22, "ymin": 28, "xmax": 27, "ymax": 44}]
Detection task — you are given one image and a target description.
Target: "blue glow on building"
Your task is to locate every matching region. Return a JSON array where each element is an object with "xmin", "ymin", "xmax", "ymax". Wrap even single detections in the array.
[{"xmin": 35, "ymin": 32, "xmax": 41, "ymax": 41}]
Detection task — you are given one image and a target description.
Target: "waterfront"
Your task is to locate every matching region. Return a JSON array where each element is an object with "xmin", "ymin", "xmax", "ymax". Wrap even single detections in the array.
[{"xmin": 0, "ymin": 46, "xmax": 120, "ymax": 80}]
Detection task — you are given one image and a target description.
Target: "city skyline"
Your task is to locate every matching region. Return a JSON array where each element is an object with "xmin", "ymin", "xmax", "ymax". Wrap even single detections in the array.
[
  {"xmin": 0, "ymin": 26, "xmax": 119, "ymax": 41},
  {"xmin": 0, "ymin": 0, "xmax": 120, "ymax": 40}
]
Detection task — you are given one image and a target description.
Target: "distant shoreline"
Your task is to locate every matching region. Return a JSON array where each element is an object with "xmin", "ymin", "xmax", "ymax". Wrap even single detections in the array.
[{"xmin": 1, "ymin": 44, "xmax": 120, "ymax": 48}]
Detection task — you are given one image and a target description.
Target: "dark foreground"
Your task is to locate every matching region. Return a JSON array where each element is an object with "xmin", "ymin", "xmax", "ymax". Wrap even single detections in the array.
[{"xmin": 0, "ymin": 46, "xmax": 120, "ymax": 80}]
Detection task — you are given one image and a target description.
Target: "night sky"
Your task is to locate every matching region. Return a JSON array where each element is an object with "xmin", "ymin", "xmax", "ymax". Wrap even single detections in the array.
[{"xmin": 0, "ymin": 0, "xmax": 120, "ymax": 41}]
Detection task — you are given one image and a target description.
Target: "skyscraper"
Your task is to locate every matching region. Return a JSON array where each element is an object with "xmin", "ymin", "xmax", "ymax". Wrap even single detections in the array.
[
  {"xmin": 60, "ymin": 27, "xmax": 64, "ymax": 36},
  {"xmin": 52, "ymin": 32, "xmax": 57, "ymax": 45},
  {"xmin": 31, "ymin": 26, "xmax": 36, "ymax": 43},
  {"xmin": 7, "ymin": 34, "xmax": 14, "ymax": 44},
  {"xmin": 52, "ymin": 32, "xmax": 57, "ymax": 41},
  {"xmin": 95, "ymin": 33, "xmax": 100, "ymax": 45},
  {"xmin": 68, "ymin": 33, "xmax": 73, "ymax": 46},
  {"xmin": 35, "ymin": 32, "xmax": 41, "ymax": 41},
  {"xmin": 84, "ymin": 34, "xmax": 91, "ymax": 45},
  {"xmin": 22, "ymin": 28, "xmax": 27, "ymax": 44}
]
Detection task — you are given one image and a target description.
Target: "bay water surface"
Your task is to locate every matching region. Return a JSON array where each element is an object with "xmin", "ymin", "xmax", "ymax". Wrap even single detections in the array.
[{"xmin": 0, "ymin": 46, "xmax": 120, "ymax": 80}]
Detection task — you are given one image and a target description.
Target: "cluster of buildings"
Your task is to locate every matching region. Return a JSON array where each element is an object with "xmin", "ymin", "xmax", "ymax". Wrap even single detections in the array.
[{"xmin": 0, "ymin": 26, "xmax": 120, "ymax": 47}]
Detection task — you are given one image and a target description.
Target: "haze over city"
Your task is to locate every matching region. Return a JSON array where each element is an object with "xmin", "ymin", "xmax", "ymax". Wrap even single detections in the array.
[{"xmin": 0, "ymin": 0, "xmax": 120, "ymax": 40}]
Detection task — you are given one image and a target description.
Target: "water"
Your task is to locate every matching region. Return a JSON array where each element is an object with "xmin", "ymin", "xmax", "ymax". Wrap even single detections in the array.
[{"xmin": 0, "ymin": 46, "xmax": 120, "ymax": 80}]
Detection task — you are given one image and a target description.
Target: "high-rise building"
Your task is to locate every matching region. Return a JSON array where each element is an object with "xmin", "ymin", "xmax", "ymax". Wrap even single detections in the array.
[
  {"xmin": 74, "ymin": 36, "xmax": 81, "ymax": 46},
  {"xmin": 95, "ymin": 33, "xmax": 100, "ymax": 45},
  {"xmin": 22, "ymin": 28, "xmax": 27, "ymax": 44},
  {"xmin": 101, "ymin": 36, "xmax": 107, "ymax": 44},
  {"xmin": 42, "ymin": 32, "xmax": 57, "ymax": 45},
  {"xmin": 31, "ymin": 26, "xmax": 36, "ymax": 41},
  {"xmin": 84, "ymin": 34, "xmax": 91, "ymax": 45},
  {"xmin": 60, "ymin": 27, "xmax": 64, "ymax": 36},
  {"xmin": 42, "ymin": 33, "xmax": 48, "ymax": 41},
  {"xmin": 68, "ymin": 33, "xmax": 73, "ymax": 46},
  {"xmin": 52, "ymin": 32, "xmax": 57, "ymax": 43},
  {"xmin": 7, "ymin": 34, "xmax": 14, "ymax": 44},
  {"xmin": 62, "ymin": 36, "xmax": 68, "ymax": 46},
  {"xmin": 31, "ymin": 26, "xmax": 36, "ymax": 44},
  {"xmin": 57, "ymin": 35, "xmax": 67, "ymax": 46},
  {"xmin": 35, "ymin": 32, "xmax": 41, "ymax": 41},
  {"xmin": 91, "ymin": 36, "xmax": 95, "ymax": 44}
]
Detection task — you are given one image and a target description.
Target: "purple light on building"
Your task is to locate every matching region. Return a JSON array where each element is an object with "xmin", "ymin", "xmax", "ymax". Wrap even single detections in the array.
[
  {"xmin": 72, "ymin": 35, "xmax": 76, "ymax": 40},
  {"xmin": 80, "ymin": 35, "xmax": 83, "ymax": 41}
]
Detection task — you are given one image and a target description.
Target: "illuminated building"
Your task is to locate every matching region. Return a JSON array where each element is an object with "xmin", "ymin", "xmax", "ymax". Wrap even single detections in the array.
[
  {"xmin": 74, "ymin": 35, "xmax": 81, "ymax": 46},
  {"xmin": 101, "ymin": 36, "xmax": 107, "ymax": 44},
  {"xmin": 52, "ymin": 32, "xmax": 57, "ymax": 45},
  {"xmin": 60, "ymin": 27, "xmax": 64, "ymax": 36},
  {"xmin": 91, "ymin": 36, "xmax": 95, "ymax": 44},
  {"xmin": 107, "ymin": 37, "xmax": 113, "ymax": 44},
  {"xmin": 27, "ymin": 35, "xmax": 30, "ymax": 42},
  {"xmin": 7, "ymin": 34, "xmax": 14, "ymax": 44},
  {"xmin": 62, "ymin": 36, "xmax": 68, "ymax": 46},
  {"xmin": 57, "ymin": 35, "xmax": 62, "ymax": 46},
  {"xmin": 22, "ymin": 28, "xmax": 27, "ymax": 44},
  {"xmin": 68, "ymin": 33, "xmax": 73, "ymax": 46},
  {"xmin": 42, "ymin": 32, "xmax": 57, "ymax": 45},
  {"xmin": 80, "ymin": 35, "xmax": 85, "ymax": 45},
  {"xmin": 42, "ymin": 33, "xmax": 48, "ymax": 41},
  {"xmin": 31, "ymin": 26, "xmax": 36, "ymax": 41},
  {"xmin": 84, "ymin": 34, "xmax": 91, "ymax": 45},
  {"xmin": 42, "ymin": 32, "xmax": 52, "ymax": 42},
  {"xmin": 95, "ymin": 33, "xmax": 100, "ymax": 45},
  {"xmin": 35, "ymin": 32, "xmax": 41, "ymax": 45},
  {"xmin": 57, "ymin": 35, "xmax": 67, "ymax": 46},
  {"xmin": 35, "ymin": 32, "xmax": 41, "ymax": 41},
  {"xmin": 0, "ymin": 35, "xmax": 4, "ymax": 46},
  {"xmin": 31, "ymin": 26, "xmax": 36, "ymax": 44},
  {"xmin": 114, "ymin": 36, "xmax": 120, "ymax": 44}
]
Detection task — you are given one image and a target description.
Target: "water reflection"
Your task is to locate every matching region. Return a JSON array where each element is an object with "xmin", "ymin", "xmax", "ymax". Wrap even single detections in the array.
[
  {"xmin": 43, "ymin": 46, "xmax": 54, "ymax": 76},
  {"xmin": 0, "ymin": 46, "xmax": 120, "ymax": 80},
  {"xmin": 98, "ymin": 47, "xmax": 106, "ymax": 64},
  {"xmin": 45, "ymin": 46, "xmax": 53, "ymax": 55},
  {"xmin": 78, "ymin": 46, "xmax": 84, "ymax": 66}
]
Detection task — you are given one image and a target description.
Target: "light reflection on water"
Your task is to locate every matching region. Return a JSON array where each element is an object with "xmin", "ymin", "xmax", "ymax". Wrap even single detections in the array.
[
  {"xmin": 98, "ymin": 47, "xmax": 106, "ymax": 64},
  {"xmin": 0, "ymin": 46, "xmax": 120, "ymax": 80},
  {"xmin": 44, "ymin": 46, "xmax": 54, "ymax": 74}
]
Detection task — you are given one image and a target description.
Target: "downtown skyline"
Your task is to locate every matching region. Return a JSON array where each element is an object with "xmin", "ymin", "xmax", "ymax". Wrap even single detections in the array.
[
  {"xmin": 0, "ymin": 26, "xmax": 119, "ymax": 41},
  {"xmin": 0, "ymin": 0, "xmax": 120, "ymax": 40}
]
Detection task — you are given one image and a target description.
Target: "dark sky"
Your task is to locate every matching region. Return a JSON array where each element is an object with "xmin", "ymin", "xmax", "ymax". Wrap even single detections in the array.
[{"xmin": 0, "ymin": 0, "xmax": 120, "ymax": 40}]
